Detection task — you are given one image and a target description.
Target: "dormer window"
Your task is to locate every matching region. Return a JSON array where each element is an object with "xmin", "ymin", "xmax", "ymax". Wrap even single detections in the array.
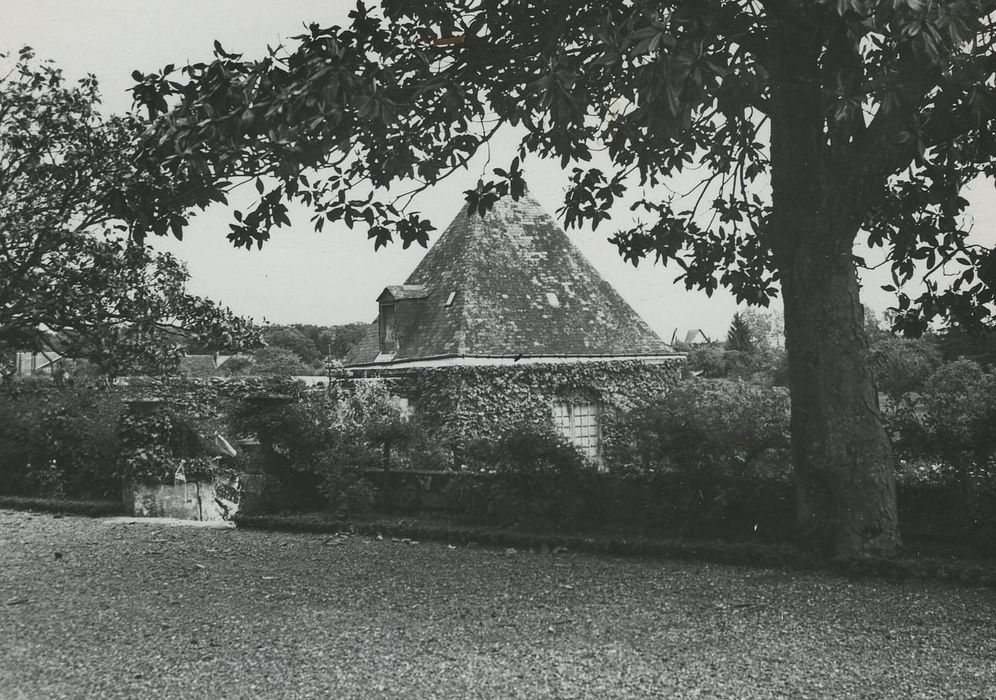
[{"xmin": 376, "ymin": 284, "xmax": 428, "ymax": 356}]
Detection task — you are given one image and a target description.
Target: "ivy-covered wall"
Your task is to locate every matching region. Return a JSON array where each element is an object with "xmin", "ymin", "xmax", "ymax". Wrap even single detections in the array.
[
  {"xmin": 342, "ymin": 359, "xmax": 683, "ymax": 444},
  {"xmin": 0, "ymin": 377, "xmax": 302, "ymax": 498},
  {"xmin": 116, "ymin": 377, "xmax": 303, "ymax": 483}
]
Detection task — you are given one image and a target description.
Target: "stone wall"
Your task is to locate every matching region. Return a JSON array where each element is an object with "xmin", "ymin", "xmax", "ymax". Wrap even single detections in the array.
[{"xmin": 124, "ymin": 479, "xmax": 238, "ymax": 521}]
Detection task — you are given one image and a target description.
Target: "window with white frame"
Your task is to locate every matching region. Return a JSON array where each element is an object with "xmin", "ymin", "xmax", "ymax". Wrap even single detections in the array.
[
  {"xmin": 552, "ymin": 401, "xmax": 600, "ymax": 461},
  {"xmin": 392, "ymin": 395, "xmax": 415, "ymax": 421}
]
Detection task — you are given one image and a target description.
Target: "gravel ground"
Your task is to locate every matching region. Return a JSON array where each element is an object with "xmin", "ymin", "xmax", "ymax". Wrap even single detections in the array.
[{"xmin": 0, "ymin": 510, "xmax": 993, "ymax": 699}]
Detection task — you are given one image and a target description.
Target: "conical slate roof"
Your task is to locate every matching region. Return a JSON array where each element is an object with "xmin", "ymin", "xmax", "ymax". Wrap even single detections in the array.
[{"xmin": 344, "ymin": 193, "xmax": 674, "ymax": 366}]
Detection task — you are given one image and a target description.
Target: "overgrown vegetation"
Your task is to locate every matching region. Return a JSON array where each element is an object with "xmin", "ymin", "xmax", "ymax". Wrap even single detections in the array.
[
  {"xmin": 117, "ymin": 399, "xmax": 230, "ymax": 484},
  {"xmin": 603, "ymin": 379, "xmax": 791, "ymax": 479},
  {"xmin": 0, "ymin": 377, "xmax": 297, "ymax": 499},
  {"xmin": 3, "ymin": 355, "xmax": 995, "ymax": 552},
  {"xmin": 221, "ymin": 323, "xmax": 370, "ymax": 376},
  {"xmin": 0, "ymin": 49, "xmax": 259, "ymax": 378},
  {"xmin": 0, "ymin": 382, "xmax": 122, "ymax": 499},
  {"xmin": 682, "ymin": 309, "xmax": 787, "ymax": 385},
  {"xmin": 443, "ymin": 424, "xmax": 594, "ymax": 526},
  {"xmin": 232, "ymin": 379, "xmax": 416, "ymax": 514},
  {"xmin": 121, "ymin": 0, "xmax": 996, "ymax": 556}
]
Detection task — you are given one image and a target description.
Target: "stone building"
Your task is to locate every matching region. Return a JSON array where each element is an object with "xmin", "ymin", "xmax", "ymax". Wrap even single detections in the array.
[{"xmin": 343, "ymin": 193, "xmax": 683, "ymax": 463}]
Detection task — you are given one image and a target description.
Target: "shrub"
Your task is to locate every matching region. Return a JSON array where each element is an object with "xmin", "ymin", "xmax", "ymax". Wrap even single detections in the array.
[
  {"xmin": 0, "ymin": 377, "xmax": 299, "ymax": 499},
  {"xmin": 889, "ymin": 359, "xmax": 996, "ymax": 483},
  {"xmin": 442, "ymin": 423, "xmax": 594, "ymax": 526},
  {"xmin": 602, "ymin": 379, "xmax": 791, "ymax": 482},
  {"xmin": 232, "ymin": 379, "xmax": 411, "ymax": 514},
  {"xmin": 0, "ymin": 383, "xmax": 123, "ymax": 499},
  {"xmin": 316, "ymin": 459, "xmax": 378, "ymax": 515},
  {"xmin": 886, "ymin": 359, "xmax": 996, "ymax": 546},
  {"xmin": 686, "ymin": 343, "xmax": 730, "ymax": 378},
  {"xmin": 403, "ymin": 427, "xmax": 456, "ymax": 471},
  {"xmin": 686, "ymin": 343, "xmax": 787, "ymax": 385},
  {"xmin": 589, "ymin": 380, "xmax": 793, "ymax": 538},
  {"xmin": 920, "ymin": 360, "xmax": 996, "ymax": 457},
  {"xmin": 116, "ymin": 401, "xmax": 228, "ymax": 484},
  {"xmin": 870, "ymin": 335, "xmax": 941, "ymax": 402},
  {"xmin": 231, "ymin": 392, "xmax": 335, "ymax": 509}
]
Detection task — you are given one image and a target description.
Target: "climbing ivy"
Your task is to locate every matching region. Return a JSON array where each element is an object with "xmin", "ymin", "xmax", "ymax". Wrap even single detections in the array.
[
  {"xmin": 113, "ymin": 377, "xmax": 304, "ymax": 484},
  {"xmin": 343, "ymin": 359, "xmax": 682, "ymax": 449}
]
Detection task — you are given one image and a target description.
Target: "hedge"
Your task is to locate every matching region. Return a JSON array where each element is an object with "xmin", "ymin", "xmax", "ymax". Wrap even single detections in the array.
[
  {"xmin": 0, "ymin": 495, "xmax": 126, "ymax": 517},
  {"xmin": 234, "ymin": 512, "xmax": 996, "ymax": 588}
]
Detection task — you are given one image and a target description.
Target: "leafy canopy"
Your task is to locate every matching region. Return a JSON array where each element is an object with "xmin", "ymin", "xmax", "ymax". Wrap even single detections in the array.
[
  {"xmin": 0, "ymin": 48, "xmax": 260, "ymax": 375},
  {"xmin": 126, "ymin": 0, "xmax": 996, "ymax": 333}
]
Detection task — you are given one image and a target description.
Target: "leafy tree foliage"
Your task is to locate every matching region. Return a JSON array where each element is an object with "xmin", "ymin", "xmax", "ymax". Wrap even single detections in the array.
[
  {"xmin": 870, "ymin": 334, "xmax": 942, "ymax": 400},
  {"xmin": 223, "ymin": 323, "xmax": 369, "ymax": 375},
  {"xmin": 127, "ymin": 1, "xmax": 995, "ymax": 327},
  {"xmin": 726, "ymin": 312, "xmax": 756, "ymax": 352},
  {"xmin": 237, "ymin": 346, "xmax": 313, "ymax": 376},
  {"xmin": 863, "ymin": 305, "xmax": 893, "ymax": 345},
  {"xmin": 262, "ymin": 326, "xmax": 321, "ymax": 366},
  {"xmin": 604, "ymin": 379, "xmax": 791, "ymax": 479},
  {"xmin": 323, "ymin": 322, "xmax": 371, "ymax": 359},
  {"xmin": 124, "ymin": 1, "xmax": 996, "ymax": 556},
  {"xmin": 741, "ymin": 307, "xmax": 784, "ymax": 348},
  {"xmin": 916, "ymin": 360, "xmax": 996, "ymax": 458},
  {"xmin": 934, "ymin": 325, "xmax": 996, "ymax": 366},
  {"xmin": 686, "ymin": 310, "xmax": 785, "ymax": 383},
  {"xmin": 685, "ymin": 343, "xmax": 730, "ymax": 379},
  {"xmin": 259, "ymin": 322, "xmax": 370, "ymax": 365},
  {"xmin": 0, "ymin": 48, "xmax": 259, "ymax": 376}
]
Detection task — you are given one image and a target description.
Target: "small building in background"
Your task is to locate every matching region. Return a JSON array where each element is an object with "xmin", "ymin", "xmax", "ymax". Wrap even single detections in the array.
[
  {"xmin": 670, "ymin": 329, "xmax": 713, "ymax": 346},
  {"xmin": 12, "ymin": 351, "xmax": 78, "ymax": 380},
  {"xmin": 343, "ymin": 193, "xmax": 684, "ymax": 464},
  {"xmin": 176, "ymin": 354, "xmax": 235, "ymax": 379},
  {"xmin": 14, "ymin": 351, "xmax": 64, "ymax": 377}
]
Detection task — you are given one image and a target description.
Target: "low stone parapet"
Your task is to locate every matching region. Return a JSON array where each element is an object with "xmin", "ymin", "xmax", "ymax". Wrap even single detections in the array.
[{"xmin": 124, "ymin": 479, "xmax": 238, "ymax": 522}]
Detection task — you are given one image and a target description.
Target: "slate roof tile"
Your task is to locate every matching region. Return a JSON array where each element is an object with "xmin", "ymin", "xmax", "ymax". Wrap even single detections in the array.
[
  {"xmin": 344, "ymin": 193, "xmax": 674, "ymax": 365},
  {"xmin": 379, "ymin": 285, "xmax": 429, "ymax": 301}
]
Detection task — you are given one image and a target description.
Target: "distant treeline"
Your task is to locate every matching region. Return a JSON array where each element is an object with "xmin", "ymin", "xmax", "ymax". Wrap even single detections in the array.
[{"xmin": 220, "ymin": 323, "xmax": 369, "ymax": 376}]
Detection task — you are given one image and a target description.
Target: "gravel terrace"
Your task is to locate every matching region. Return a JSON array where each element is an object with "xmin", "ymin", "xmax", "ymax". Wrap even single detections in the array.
[{"xmin": 0, "ymin": 510, "xmax": 993, "ymax": 699}]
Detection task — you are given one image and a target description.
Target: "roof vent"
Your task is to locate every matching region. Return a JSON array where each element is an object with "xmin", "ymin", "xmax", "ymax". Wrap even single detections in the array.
[
  {"xmin": 546, "ymin": 292, "xmax": 561, "ymax": 308},
  {"xmin": 445, "ymin": 290, "xmax": 457, "ymax": 307}
]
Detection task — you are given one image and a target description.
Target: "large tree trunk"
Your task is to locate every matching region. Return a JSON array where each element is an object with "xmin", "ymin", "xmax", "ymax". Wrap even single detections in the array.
[
  {"xmin": 781, "ymin": 240, "xmax": 901, "ymax": 557},
  {"xmin": 765, "ymin": 12, "xmax": 902, "ymax": 557}
]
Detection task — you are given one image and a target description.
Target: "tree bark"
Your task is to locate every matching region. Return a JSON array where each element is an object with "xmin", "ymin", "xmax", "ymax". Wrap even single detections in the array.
[
  {"xmin": 781, "ymin": 239, "xmax": 901, "ymax": 557},
  {"xmin": 765, "ymin": 10, "xmax": 901, "ymax": 557}
]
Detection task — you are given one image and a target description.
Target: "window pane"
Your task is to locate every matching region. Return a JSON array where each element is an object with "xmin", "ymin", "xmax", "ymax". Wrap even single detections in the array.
[{"xmin": 552, "ymin": 401, "xmax": 599, "ymax": 459}]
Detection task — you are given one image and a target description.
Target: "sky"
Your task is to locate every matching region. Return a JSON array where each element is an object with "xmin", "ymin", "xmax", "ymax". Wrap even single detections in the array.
[{"xmin": 4, "ymin": 1, "xmax": 995, "ymax": 339}]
